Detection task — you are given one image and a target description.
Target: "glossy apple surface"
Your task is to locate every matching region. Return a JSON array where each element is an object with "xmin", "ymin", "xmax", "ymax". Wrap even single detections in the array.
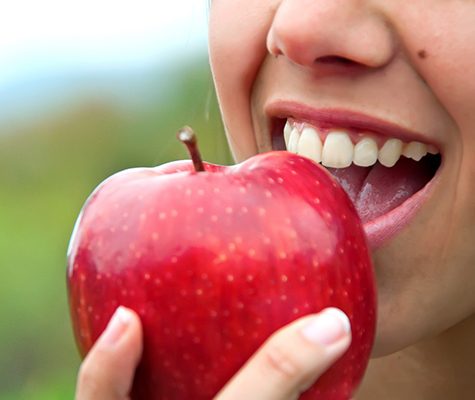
[{"xmin": 67, "ymin": 146, "xmax": 376, "ymax": 400}]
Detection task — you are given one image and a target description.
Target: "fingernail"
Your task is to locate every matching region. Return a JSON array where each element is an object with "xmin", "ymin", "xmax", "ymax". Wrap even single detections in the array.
[
  {"xmin": 101, "ymin": 306, "xmax": 133, "ymax": 346},
  {"xmin": 300, "ymin": 308, "xmax": 351, "ymax": 346}
]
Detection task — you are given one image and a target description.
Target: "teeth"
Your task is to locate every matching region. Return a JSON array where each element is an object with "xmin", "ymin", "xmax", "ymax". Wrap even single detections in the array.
[
  {"xmin": 353, "ymin": 137, "xmax": 378, "ymax": 167},
  {"xmin": 378, "ymin": 138, "xmax": 403, "ymax": 168},
  {"xmin": 287, "ymin": 127, "xmax": 300, "ymax": 153},
  {"xmin": 297, "ymin": 126, "xmax": 323, "ymax": 163},
  {"xmin": 403, "ymin": 141, "xmax": 427, "ymax": 161},
  {"xmin": 283, "ymin": 120, "xmax": 437, "ymax": 169},
  {"xmin": 322, "ymin": 132, "xmax": 354, "ymax": 168},
  {"xmin": 283, "ymin": 121, "xmax": 292, "ymax": 148}
]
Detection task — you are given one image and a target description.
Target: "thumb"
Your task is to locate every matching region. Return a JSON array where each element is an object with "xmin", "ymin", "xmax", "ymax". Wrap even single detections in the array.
[
  {"xmin": 76, "ymin": 306, "xmax": 143, "ymax": 400},
  {"xmin": 216, "ymin": 308, "xmax": 351, "ymax": 400}
]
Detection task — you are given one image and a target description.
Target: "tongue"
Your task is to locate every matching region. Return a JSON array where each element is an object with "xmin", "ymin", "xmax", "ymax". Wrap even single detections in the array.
[{"xmin": 327, "ymin": 157, "xmax": 434, "ymax": 224}]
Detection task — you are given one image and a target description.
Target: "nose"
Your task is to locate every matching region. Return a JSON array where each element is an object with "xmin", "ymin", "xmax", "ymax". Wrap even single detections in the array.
[{"xmin": 267, "ymin": 0, "xmax": 395, "ymax": 70}]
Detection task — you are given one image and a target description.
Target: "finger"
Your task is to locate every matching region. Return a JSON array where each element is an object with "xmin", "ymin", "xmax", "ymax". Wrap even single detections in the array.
[
  {"xmin": 215, "ymin": 308, "xmax": 351, "ymax": 400},
  {"xmin": 76, "ymin": 306, "xmax": 143, "ymax": 400}
]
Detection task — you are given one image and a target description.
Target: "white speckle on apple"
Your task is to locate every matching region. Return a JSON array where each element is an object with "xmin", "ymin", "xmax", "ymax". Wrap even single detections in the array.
[
  {"xmin": 228, "ymin": 242, "xmax": 237, "ymax": 252},
  {"xmin": 121, "ymin": 225, "xmax": 129, "ymax": 232},
  {"xmin": 279, "ymin": 251, "xmax": 287, "ymax": 260},
  {"xmin": 109, "ymin": 227, "xmax": 116, "ymax": 233},
  {"xmin": 291, "ymin": 170, "xmax": 297, "ymax": 175},
  {"xmin": 211, "ymin": 215, "xmax": 218, "ymax": 222},
  {"xmin": 96, "ymin": 273, "xmax": 102, "ymax": 280},
  {"xmin": 281, "ymin": 274, "xmax": 288, "ymax": 282},
  {"xmin": 196, "ymin": 288, "xmax": 203, "ymax": 295},
  {"xmin": 300, "ymin": 275, "xmax": 306, "ymax": 282},
  {"xmin": 248, "ymin": 248, "xmax": 256, "ymax": 257},
  {"xmin": 139, "ymin": 213, "xmax": 146, "ymax": 221},
  {"xmin": 327, "ymin": 288, "xmax": 334, "ymax": 296},
  {"xmin": 225, "ymin": 342, "xmax": 232, "ymax": 349},
  {"xmin": 185, "ymin": 189, "xmax": 192, "ymax": 196},
  {"xmin": 200, "ymin": 273, "xmax": 208, "ymax": 280},
  {"xmin": 268, "ymin": 177, "xmax": 275, "ymax": 184},
  {"xmin": 241, "ymin": 206, "xmax": 248, "ymax": 213},
  {"xmin": 258, "ymin": 208, "xmax": 266, "ymax": 217},
  {"xmin": 197, "ymin": 189, "xmax": 205, "ymax": 196},
  {"xmin": 154, "ymin": 278, "xmax": 162, "ymax": 285},
  {"xmin": 236, "ymin": 302, "xmax": 244, "ymax": 309},
  {"xmin": 171, "ymin": 256, "xmax": 178, "ymax": 263},
  {"xmin": 159, "ymin": 212, "xmax": 167, "ymax": 220},
  {"xmin": 225, "ymin": 206, "xmax": 233, "ymax": 214},
  {"xmin": 215, "ymin": 254, "xmax": 227, "ymax": 264},
  {"xmin": 87, "ymin": 306, "xmax": 93, "ymax": 313},
  {"xmin": 239, "ymin": 187, "xmax": 247, "ymax": 194},
  {"xmin": 338, "ymin": 247, "xmax": 345, "ymax": 254},
  {"xmin": 280, "ymin": 294, "xmax": 288, "ymax": 301},
  {"xmin": 151, "ymin": 232, "xmax": 159, "ymax": 241},
  {"xmin": 312, "ymin": 258, "xmax": 320, "ymax": 268},
  {"xmin": 171, "ymin": 209, "xmax": 178, "ymax": 217},
  {"xmin": 226, "ymin": 274, "xmax": 234, "ymax": 282},
  {"xmin": 246, "ymin": 274, "xmax": 254, "ymax": 282},
  {"xmin": 277, "ymin": 176, "xmax": 284, "ymax": 184},
  {"xmin": 122, "ymin": 212, "xmax": 129, "ymax": 218},
  {"xmin": 265, "ymin": 190, "xmax": 272, "ymax": 198},
  {"xmin": 235, "ymin": 236, "xmax": 243, "ymax": 244},
  {"xmin": 144, "ymin": 273, "xmax": 150, "ymax": 280},
  {"xmin": 293, "ymin": 307, "xmax": 299, "ymax": 314},
  {"xmin": 213, "ymin": 187, "xmax": 220, "ymax": 194},
  {"xmin": 255, "ymin": 317, "xmax": 263, "ymax": 324},
  {"xmin": 197, "ymin": 207, "xmax": 204, "ymax": 214},
  {"xmin": 180, "ymin": 289, "xmax": 187, "ymax": 297},
  {"xmin": 135, "ymin": 251, "xmax": 142, "ymax": 259},
  {"xmin": 263, "ymin": 236, "xmax": 271, "ymax": 245},
  {"xmin": 314, "ymin": 197, "xmax": 321, "ymax": 205},
  {"xmin": 325, "ymin": 248, "xmax": 332, "ymax": 256},
  {"xmin": 210, "ymin": 310, "xmax": 218, "ymax": 318},
  {"xmin": 121, "ymin": 289, "xmax": 128, "ymax": 296},
  {"xmin": 265, "ymin": 299, "xmax": 272, "ymax": 305}
]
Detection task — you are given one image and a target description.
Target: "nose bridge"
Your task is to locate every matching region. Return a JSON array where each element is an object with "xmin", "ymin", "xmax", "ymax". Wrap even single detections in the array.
[{"xmin": 268, "ymin": 0, "xmax": 395, "ymax": 69}]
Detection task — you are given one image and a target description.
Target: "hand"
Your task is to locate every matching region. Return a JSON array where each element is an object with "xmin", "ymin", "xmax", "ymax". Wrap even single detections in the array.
[{"xmin": 76, "ymin": 307, "xmax": 351, "ymax": 400}]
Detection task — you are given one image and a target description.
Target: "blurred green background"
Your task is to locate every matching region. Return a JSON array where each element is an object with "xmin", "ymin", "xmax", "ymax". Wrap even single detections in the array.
[{"xmin": 0, "ymin": 3, "xmax": 231, "ymax": 398}]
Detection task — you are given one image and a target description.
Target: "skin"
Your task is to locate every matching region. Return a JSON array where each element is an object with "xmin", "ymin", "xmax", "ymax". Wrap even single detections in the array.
[{"xmin": 77, "ymin": 1, "xmax": 475, "ymax": 399}]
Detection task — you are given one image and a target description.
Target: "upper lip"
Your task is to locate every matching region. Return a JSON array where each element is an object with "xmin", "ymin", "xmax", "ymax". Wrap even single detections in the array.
[{"xmin": 266, "ymin": 100, "xmax": 440, "ymax": 147}]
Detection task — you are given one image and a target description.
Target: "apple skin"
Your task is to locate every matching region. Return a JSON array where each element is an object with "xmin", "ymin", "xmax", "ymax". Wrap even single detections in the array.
[{"xmin": 67, "ymin": 151, "xmax": 376, "ymax": 400}]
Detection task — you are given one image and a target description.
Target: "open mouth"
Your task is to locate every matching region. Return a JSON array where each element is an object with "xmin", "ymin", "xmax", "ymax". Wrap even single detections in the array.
[{"xmin": 270, "ymin": 115, "xmax": 442, "ymax": 249}]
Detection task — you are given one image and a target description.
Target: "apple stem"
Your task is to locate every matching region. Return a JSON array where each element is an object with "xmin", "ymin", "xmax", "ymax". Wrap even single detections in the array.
[{"xmin": 177, "ymin": 126, "xmax": 206, "ymax": 172}]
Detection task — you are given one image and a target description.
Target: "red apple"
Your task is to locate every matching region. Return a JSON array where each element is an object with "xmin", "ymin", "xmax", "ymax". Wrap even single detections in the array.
[{"xmin": 67, "ymin": 127, "xmax": 376, "ymax": 399}]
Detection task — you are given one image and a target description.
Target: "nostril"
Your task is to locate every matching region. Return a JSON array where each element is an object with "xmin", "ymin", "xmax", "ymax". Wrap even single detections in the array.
[{"xmin": 316, "ymin": 56, "xmax": 358, "ymax": 66}]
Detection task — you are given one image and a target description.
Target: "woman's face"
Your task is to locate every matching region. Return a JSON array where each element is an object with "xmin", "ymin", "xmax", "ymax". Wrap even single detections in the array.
[{"xmin": 208, "ymin": 0, "xmax": 475, "ymax": 357}]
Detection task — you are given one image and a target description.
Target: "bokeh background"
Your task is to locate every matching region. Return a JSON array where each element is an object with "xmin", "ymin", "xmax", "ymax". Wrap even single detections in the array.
[{"xmin": 0, "ymin": 1, "xmax": 231, "ymax": 398}]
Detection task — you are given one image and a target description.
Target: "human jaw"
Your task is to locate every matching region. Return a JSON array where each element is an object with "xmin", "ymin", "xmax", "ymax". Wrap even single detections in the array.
[{"xmin": 210, "ymin": 1, "xmax": 475, "ymax": 357}]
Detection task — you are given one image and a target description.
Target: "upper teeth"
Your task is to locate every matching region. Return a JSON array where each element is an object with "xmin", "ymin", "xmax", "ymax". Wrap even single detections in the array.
[{"xmin": 284, "ymin": 121, "xmax": 439, "ymax": 168}]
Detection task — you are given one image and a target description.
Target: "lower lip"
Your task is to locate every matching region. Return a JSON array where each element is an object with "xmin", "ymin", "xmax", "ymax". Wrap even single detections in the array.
[{"xmin": 363, "ymin": 162, "xmax": 442, "ymax": 250}]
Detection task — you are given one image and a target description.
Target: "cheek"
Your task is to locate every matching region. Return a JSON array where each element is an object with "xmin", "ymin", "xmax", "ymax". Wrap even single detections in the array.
[
  {"xmin": 396, "ymin": 4, "xmax": 475, "ymax": 134},
  {"xmin": 209, "ymin": 1, "xmax": 275, "ymax": 161}
]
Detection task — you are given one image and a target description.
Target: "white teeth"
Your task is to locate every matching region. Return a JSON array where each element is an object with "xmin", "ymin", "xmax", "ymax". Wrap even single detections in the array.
[
  {"xmin": 283, "ymin": 120, "xmax": 437, "ymax": 169},
  {"xmin": 283, "ymin": 121, "xmax": 292, "ymax": 148},
  {"xmin": 353, "ymin": 137, "xmax": 378, "ymax": 167},
  {"xmin": 427, "ymin": 144, "xmax": 439, "ymax": 155},
  {"xmin": 322, "ymin": 132, "xmax": 354, "ymax": 168},
  {"xmin": 297, "ymin": 126, "xmax": 323, "ymax": 163},
  {"xmin": 378, "ymin": 138, "xmax": 403, "ymax": 168},
  {"xmin": 403, "ymin": 141, "xmax": 427, "ymax": 161},
  {"xmin": 288, "ymin": 127, "xmax": 300, "ymax": 153}
]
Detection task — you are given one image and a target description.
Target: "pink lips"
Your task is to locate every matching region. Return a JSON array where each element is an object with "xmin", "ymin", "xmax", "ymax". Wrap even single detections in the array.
[
  {"xmin": 363, "ymin": 164, "xmax": 441, "ymax": 250},
  {"xmin": 266, "ymin": 101, "xmax": 443, "ymax": 250}
]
